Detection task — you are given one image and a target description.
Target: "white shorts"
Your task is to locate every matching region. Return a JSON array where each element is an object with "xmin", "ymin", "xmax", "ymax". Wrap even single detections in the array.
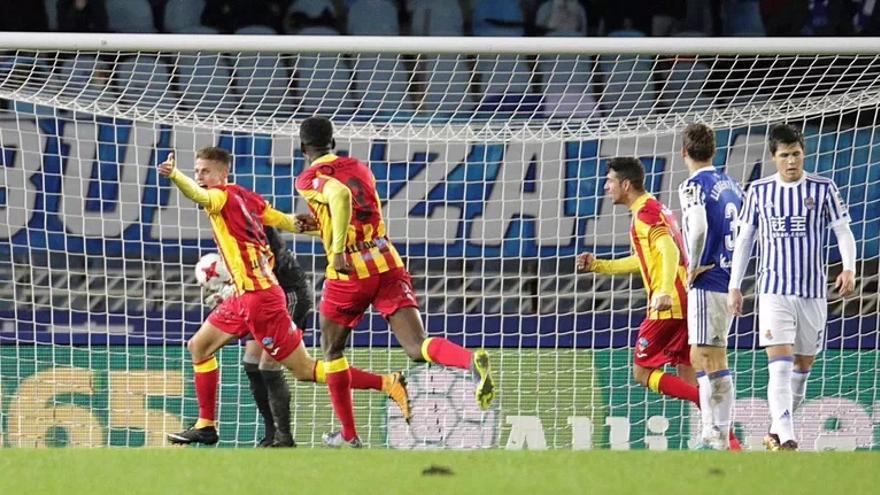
[
  {"xmin": 757, "ymin": 294, "xmax": 827, "ymax": 356},
  {"xmin": 688, "ymin": 288, "xmax": 732, "ymax": 347}
]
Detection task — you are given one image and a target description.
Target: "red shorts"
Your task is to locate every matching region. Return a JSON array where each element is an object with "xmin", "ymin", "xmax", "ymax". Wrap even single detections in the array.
[
  {"xmin": 634, "ymin": 318, "xmax": 690, "ymax": 368},
  {"xmin": 320, "ymin": 268, "xmax": 419, "ymax": 328},
  {"xmin": 206, "ymin": 295, "xmax": 251, "ymax": 339},
  {"xmin": 207, "ymin": 285, "xmax": 302, "ymax": 361}
]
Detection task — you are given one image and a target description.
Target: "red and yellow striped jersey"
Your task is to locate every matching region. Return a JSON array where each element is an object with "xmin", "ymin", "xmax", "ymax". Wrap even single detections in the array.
[
  {"xmin": 630, "ymin": 193, "xmax": 689, "ymax": 319},
  {"xmin": 592, "ymin": 193, "xmax": 688, "ymax": 320},
  {"xmin": 168, "ymin": 169, "xmax": 299, "ymax": 293},
  {"xmin": 295, "ymin": 154, "xmax": 405, "ymax": 280}
]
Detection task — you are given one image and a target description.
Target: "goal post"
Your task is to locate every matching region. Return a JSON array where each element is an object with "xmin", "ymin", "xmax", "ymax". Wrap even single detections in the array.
[{"xmin": 0, "ymin": 33, "xmax": 878, "ymax": 450}]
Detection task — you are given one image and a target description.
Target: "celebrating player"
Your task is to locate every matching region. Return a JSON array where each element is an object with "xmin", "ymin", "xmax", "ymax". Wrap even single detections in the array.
[
  {"xmin": 728, "ymin": 124, "xmax": 856, "ymax": 451},
  {"xmin": 196, "ymin": 225, "xmax": 312, "ymax": 447},
  {"xmin": 294, "ymin": 116, "xmax": 495, "ymax": 448},
  {"xmin": 678, "ymin": 124, "xmax": 743, "ymax": 450},
  {"xmin": 577, "ymin": 157, "xmax": 701, "ymax": 409},
  {"xmin": 159, "ymin": 147, "xmax": 411, "ymax": 446}
]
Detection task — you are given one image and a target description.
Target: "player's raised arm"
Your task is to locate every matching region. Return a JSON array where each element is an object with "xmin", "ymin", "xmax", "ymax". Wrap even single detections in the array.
[{"xmin": 158, "ymin": 152, "xmax": 227, "ymax": 213}]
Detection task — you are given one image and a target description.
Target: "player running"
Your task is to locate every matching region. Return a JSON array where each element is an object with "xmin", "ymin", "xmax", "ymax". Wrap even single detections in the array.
[
  {"xmin": 159, "ymin": 147, "xmax": 411, "ymax": 446},
  {"xmin": 294, "ymin": 116, "xmax": 495, "ymax": 448}
]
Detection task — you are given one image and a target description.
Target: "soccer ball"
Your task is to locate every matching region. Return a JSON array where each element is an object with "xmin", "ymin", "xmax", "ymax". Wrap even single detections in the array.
[{"xmin": 195, "ymin": 252, "xmax": 230, "ymax": 291}]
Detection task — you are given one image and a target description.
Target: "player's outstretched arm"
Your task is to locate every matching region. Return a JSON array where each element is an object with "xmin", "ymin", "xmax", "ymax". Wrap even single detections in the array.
[
  {"xmin": 157, "ymin": 152, "xmax": 226, "ymax": 212},
  {"xmin": 580, "ymin": 252, "xmax": 640, "ymax": 275}
]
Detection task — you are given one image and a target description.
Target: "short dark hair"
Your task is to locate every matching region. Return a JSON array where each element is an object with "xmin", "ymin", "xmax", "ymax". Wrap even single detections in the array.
[
  {"xmin": 607, "ymin": 157, "xmax": 645, "ymax": 192},
  {"xmin": 768, "ymin": 124, "xmax": 804, "ymax": 154},
  {"xmin": 682, "ymin": 123, "xmax": 715, "ymax": 161},
  {"xmin": 299, "ymin": 116, "xmax": 334, "ymax": 149},
  {"xmin": 196, "ymin": 146, "xmax": 231, "ymax": 167}
]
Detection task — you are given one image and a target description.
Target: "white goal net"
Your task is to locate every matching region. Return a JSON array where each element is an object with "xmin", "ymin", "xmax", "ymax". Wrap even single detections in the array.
[{"xmin": 0, "ymin": 34, "xmax": 878, "ymax": 450}]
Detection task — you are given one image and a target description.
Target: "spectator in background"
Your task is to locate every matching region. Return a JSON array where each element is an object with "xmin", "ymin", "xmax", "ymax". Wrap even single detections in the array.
[
  {"xmin": 760, "ymin": 0, "xmax": 808, "ymax": 36},
  {"xmin": 651, "ymin": 0, "xmax": 686, "ymax": 35},
  {"xmin": 284, "ymin": 0, "xmax": 340, "ymax": 34},
  {"xmin": 202, "ymin": 0, "xmax": 286, "ymax": 33},
  {"xmin": 0, "ymin": 1, "xmax": 48, "ymax": 31},
  {"xmin": 58, "ymin": 0, "xmax": 109, "ymax": 33},
  {"xmin": 535, "ymin": 0, "xmax": 588, "ymax": 35}
]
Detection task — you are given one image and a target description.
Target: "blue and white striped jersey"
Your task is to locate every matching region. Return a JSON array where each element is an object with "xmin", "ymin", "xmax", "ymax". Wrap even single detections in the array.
[
  {"xmin": 679, "ymin": 167, "xmax": 743, "ymax": 292},
  {"xmin": 739, "ymin": 173, "xmax": 850, "ymax": 298}
]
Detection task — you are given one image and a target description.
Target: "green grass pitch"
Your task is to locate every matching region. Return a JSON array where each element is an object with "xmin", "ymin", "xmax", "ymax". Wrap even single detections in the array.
[{"xmin": 1, "ymin": 450, "xmax": 877, "ymax": 495}]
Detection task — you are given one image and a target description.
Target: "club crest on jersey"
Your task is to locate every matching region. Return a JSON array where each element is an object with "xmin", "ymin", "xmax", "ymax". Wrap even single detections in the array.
[
  {"xmin": 804, "ymin": 197, "xmax": 815, "ymax": 209},
  {"xmin": 764, "ymin": 329, "xmax": 773, "ymax": 340},
  {"xmin": 262, "ymin": 337, "xmax": 275, "ymax": 349}
]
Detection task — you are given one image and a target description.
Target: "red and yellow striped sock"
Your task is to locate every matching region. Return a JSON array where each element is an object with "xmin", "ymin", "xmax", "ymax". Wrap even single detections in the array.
[
  {"xmin": 421, "ymin": 337, "xmax": 473, "ymax": 370},
  {"xmin": 324, "ymin": 357, "xmax": 357, "ymax": 441},
  {"xmin": 193, "ymin": 356, "xmax": 219, "ymax": 427},
  {"xmin": 648, "ymin": 370, "xmax": 699, "ymax": 405},
  {"xmin": 314, "ymin": 360, "xmax": 381, "ymax": 390}
]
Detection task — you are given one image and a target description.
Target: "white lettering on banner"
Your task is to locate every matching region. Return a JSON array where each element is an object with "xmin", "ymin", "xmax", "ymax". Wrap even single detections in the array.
[
  {"xmin": 567, "ymin": 416, "xmax": 593, "ymax": 450},
  {"xmin": 644, "ymin": 415, "xmax": 670, "ymax": 451},
  {"xmin": 0, "ymin": 120, "xmax": 781, "ymax": 246},
  {"xmin": 472, "ymin": 141, "xmax": 574, "ymax": 246},
  {"xmin": 62, "ymin": 121, "xmax": 154, "ymax": 237},
  {"xmin": 505, "ymin": 416, "xmax": 548, "ymax": 450},
  {"xmin": 0, "ymin": 119, "xmax": 41, "ymax": 238},
  {"xmin": 382, "ymin": 141, "xmax": 469, "ymax": 243},
  {"xmin": 154, "ymin": 126, "xmax": 217, "ymax": 240},
  {"xmin": 605, "ymin": 416, "xmax": 631, "ymax": 450}
]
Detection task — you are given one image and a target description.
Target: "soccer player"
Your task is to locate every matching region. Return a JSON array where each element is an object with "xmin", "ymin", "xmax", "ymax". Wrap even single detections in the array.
[
  {"xmin": 294, "ymin": 116, "xmax": 495, "ymax": 448},
  {"xmin": 728, "ymin": 124, "xmax": 856, "ymax": 451},
  {"xmin": 200, "ymin": 226, "xmax": 313, "ymax": 447},
  {"xmin": 577, "ymin": 157, "xmax": 700, "ymax": 408},
  {"xmin": 677, "ymin": 123, "xmax": 744, "ymax": 450},
  {"xmin": 159, "ymin": 147, "xmax": 411, "ymax": 446}
]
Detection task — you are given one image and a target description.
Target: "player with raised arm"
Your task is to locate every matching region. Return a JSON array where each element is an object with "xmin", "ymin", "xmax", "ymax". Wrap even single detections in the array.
[
  {"xmin": 160, "ymin": 147, "xmax": 411, "ymax": 446},
  {"xmin": 294, "ymin": 116, "xmax": 495, "ymax": 448},
  {"xmin": 195, "ymin": 225, "xmax": 313, "ymax": 447},
  {"xmin": 577, "ymin": 157, "xmax": 701, "ymax": 410},
  {"xmin": 677, "ymin": 124, "xmax": 744, "ymax": 450},
  {"xmin": 728, "ymin": 124, "xmax": 856, "ymax": 451}
]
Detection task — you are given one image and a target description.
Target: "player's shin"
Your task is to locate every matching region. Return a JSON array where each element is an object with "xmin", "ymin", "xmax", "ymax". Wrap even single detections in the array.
[
  {"xmin": 696, "ymin": 372, "xmax": 714, "ymax": 440},
  {"xmin": 324, "ymin": 357, "xmax": 358, "ymax": 441},
  {"xmin": 193, "ymin": 356, "xmax": 220, "ymax": 427},
  {"xmin": 261, "ymin": 369, "xmax": 293, "ymax": 445},
  {"xmin": 708, "ymin": 369, "xmax": 734, "ymax": 448},
  {"xmin": 421, "ymin": 337, "xmax": 473, "ymax": 369},
  {"xmin": 767, "ymin": 356, "xmax": 796, "ymax": 443},
  {"xmin": 243, "ymin": 361, "xmax": 275, "ymax": 443},
  {"xmin": 647, "ymin": 369, "xmax": 700, "ymax": 404},
  {"xmin": 791, "ymin": 368, "xmax": 811, "ymax": 411}
]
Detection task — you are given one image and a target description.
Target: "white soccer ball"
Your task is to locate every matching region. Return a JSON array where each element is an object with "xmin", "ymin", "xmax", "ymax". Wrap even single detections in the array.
[{"xmin": 195, "ymin": 252, "xmax": 230, "ymax": 291}]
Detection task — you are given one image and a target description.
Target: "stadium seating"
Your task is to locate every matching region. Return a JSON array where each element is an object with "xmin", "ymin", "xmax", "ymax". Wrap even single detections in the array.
[
  {"xmin": 408, "ymin": 0, "xmax": 464, "ymax": 36},
  {"xmin": 163, "ymin": 0, "xmax": 206, "ymax": 33},
  {"xmin": 106, "ymin": 0, "xmax": 157, "ymax": 33}
]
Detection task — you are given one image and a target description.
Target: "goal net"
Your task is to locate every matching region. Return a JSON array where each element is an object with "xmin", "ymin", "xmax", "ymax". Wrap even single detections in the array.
[{"xmin": 0, "ymin": 34, "xmax": 878, "ymax": 450}]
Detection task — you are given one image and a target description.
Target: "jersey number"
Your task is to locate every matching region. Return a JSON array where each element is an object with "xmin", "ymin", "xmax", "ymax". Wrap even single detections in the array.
[{"xmin": 721, "ymin": 202, "xmax": 737, "ymax": 268}]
